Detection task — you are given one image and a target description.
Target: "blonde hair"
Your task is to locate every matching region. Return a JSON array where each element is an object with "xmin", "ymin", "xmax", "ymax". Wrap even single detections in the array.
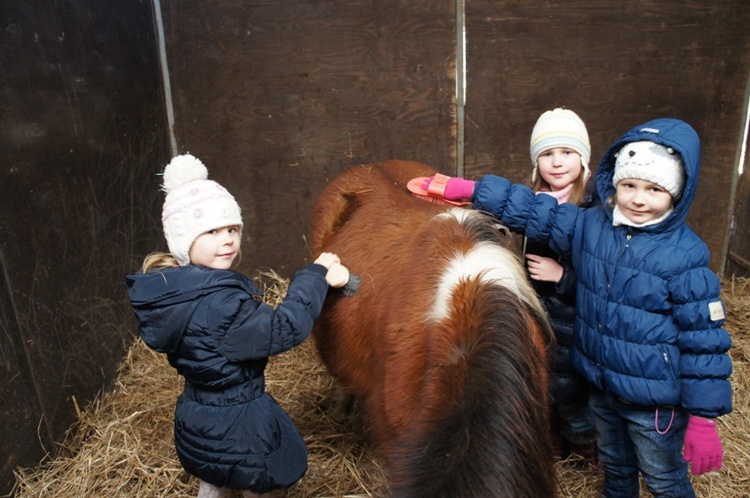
[
  {"xmin": 140, "ymin": 247, "xmax": 243, "ymax": 273},
  {"xmin": 141, "ymin": 252, "xmax": 179, "ymax": 273},
  {"xmin": 530, "ymin": 167, "xmax": 589, "ymax": 206}
]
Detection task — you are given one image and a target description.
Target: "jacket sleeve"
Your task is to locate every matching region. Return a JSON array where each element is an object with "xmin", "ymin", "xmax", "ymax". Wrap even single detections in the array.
[
  {"xmin": 555, "ymin": 258, "xmax": 577, "ymax": 298},
  {"xmin": 473, "ymin": 175, "xmax": 580, "ymax": 259},
  {"xmin": 671, "ymin": 266, "xmax": 733, "ymax": 418},
  {"xmin": 214, "ymin": 264, "xmax": 329, "ymax": 360}
]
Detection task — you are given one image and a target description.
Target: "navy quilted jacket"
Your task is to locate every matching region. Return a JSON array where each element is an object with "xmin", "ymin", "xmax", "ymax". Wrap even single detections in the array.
[
  {"xmin": 473, "ymin": 118, "xmax": 732, "ymax": 418},
  {"xmin": 525, "ymin": 177, "xmax": 599, "ymax": 407},
  {"xmin": 126, "ymin": 263, "xmax": 329, "ymax": 491}
]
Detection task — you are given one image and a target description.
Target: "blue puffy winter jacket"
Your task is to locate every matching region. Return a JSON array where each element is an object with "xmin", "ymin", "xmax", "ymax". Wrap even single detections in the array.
[
  {"xmin": 473, "ymin": 118, "xmax": 732, "ymax": 418},
  {"xmin": 525, "ymin": 176, "xmax": 599, "ymax": 413},
  {"xmin": 126, "ymin": 263, "xmax": 329, "ymax": 491}
]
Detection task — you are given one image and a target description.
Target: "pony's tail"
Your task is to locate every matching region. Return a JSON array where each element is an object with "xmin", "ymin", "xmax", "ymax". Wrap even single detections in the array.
[
  {"xmin": 309, "ymin": 181, "xmax": 358, "ymax": 255},
  {"xmin": 386, "ymin": 283, "xmax": 556, "ymax": 498},
  {"xmin": 309, "ymin": 166, "xmax": 382, "ymax": 254}
]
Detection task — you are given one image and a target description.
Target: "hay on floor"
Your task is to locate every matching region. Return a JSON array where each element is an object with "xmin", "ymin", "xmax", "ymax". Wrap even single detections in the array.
[{"xmin": 10, "ymin": 275, "xmax": 750, "ymax": 497}]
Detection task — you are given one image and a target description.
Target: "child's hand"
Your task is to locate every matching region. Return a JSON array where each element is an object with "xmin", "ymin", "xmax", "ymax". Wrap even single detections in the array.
[
  {"xmin": 525, "ymin": 254, "xmax": 563, "ymax": 283},
  {"xmin": 325, "ymin": 262, "xmax": 351, "ymax": 288},
  {"xmin": 314, "ymin": 253, "xmax": 352, "ymax": 288},
  {"xmin": 683, "ymin": 416, "xmax": 723, "ymax": 475},
  {"xmin": 314, "ymin": 252, "xmax": 340, "ymax": 270}
]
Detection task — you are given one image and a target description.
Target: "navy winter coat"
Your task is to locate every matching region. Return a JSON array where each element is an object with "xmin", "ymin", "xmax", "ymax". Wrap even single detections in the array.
[
  {"xmin": 525, "ymin": 177, "xmax": 599, "ymax": 408},
  {"xmin": 126, "ymin": 263, "xmax": 329, "ymax": 492},
  {"xmin": 473, "ymin": 118, "xmax": 732, "ymax": 418}
]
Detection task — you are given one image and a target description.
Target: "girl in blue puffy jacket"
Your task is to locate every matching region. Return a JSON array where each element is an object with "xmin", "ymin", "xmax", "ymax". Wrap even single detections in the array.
[
  {"xmin": 126, "ymin": 154, "xmax": 347, "ymax": 498},
  {"xmin": 415, "ymin": 118, "xmax": 732, "ymax": 497}
]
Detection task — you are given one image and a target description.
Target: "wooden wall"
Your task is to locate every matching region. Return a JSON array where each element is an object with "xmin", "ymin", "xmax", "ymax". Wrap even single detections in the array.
[
  {"xmin": 463, "ymin": 0, "xmax": 750, "ymax": 272},
  {"xmin": 726, "ymin": 125, "xmax": 750, "ymax": 276},
  {"xmin": 0, "ymin": 1, "xmax": 168, "ymax": 493},
  {"xmin": 160, "ymin": 0, "xmax": 458, "ymax": 274},
  {"xmin": 2, "ymin": 0, "xmax": 749, "ymax": 493},
  {"xmin": 161, "ymin": 0, "xmax": 750, "ymax": 275}
]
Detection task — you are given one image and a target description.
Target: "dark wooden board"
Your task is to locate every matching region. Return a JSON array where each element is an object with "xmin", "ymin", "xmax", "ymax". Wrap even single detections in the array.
[
  {"xmin": 0, "ymin": 1, "xmax": 168, "ymax": 492},
  {"xmin": 465, "ymin": 0, "xmax": 750, "ymax": 270},
  {"xmin": 161, "ymin": 0, "xmax": 457, "ymax": 273}
]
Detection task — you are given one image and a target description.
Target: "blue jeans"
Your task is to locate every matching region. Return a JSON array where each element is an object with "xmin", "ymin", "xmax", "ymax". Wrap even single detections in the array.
[{"xmin": 590, "ymin": 389, "xmax": 694, "ymax": 498}]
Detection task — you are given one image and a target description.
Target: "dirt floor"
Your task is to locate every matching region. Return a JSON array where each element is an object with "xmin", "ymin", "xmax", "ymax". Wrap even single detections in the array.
[{"xmin": 9, "ymin": 275, "xmax": 750, "ymax": 497}]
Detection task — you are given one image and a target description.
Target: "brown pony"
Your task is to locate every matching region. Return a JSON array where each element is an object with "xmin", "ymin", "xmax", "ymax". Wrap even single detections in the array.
[{"xmin": 310, "ymin": 161, "xmax": 556, "ymax": 498}]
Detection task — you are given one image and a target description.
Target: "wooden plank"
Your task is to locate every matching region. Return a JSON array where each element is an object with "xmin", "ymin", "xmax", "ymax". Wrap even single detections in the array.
[
  {"xmin": 465, "ymin": 0, "xmax": 750, "ymax": 271},
  {"xmin": 161, "ymin": 0, "xmax": 456, "ymax": 273},
  {"xmin": 726, "ymin": 129, "xmax": 750, "ymax": 276},
  {"xmin": 0, "ymin": 0, "xmax": 167, "ymax": 493}
]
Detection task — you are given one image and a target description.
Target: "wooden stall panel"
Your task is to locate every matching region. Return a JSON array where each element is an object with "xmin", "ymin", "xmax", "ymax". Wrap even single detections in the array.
[
  {"xmin": 726, "ymin": 128, "xmax": 750, "ymax": 276},
  {"xmin": 0, "ymin": 1, "xmax": 168, "ymax": 492},
  {"xmin": 464, "ymin": 0, "xmax": 750, "ymax": 271},
  {"xmin": 160, "ymin": 0, "xmax": 456, "ymax": 273}
]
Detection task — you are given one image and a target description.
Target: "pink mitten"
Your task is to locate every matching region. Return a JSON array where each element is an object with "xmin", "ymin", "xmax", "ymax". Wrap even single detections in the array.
[
  {"xmin": 683, "ymin": 416, "xmax": 723, "ymax": 475},
  {"xmin": 420, "ymin": 176, "xmax": 476, "ymax": 201}
]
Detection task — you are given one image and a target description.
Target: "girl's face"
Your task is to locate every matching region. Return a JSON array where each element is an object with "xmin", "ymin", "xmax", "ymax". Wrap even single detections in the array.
[
  {"xmin": 536, "ymin": 147, "xmax": 583, "ymax": 191},
  {"xmin": 189, "ymin": 225, "xmax": 241, "ymax": 269},
  {"xmin": 615, "ymin": 178, "xmax": 673, "ymax": 225}
]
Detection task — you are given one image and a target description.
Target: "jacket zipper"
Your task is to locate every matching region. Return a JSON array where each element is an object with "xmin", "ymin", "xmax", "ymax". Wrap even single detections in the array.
[{"xmin": 597, "ymin": 232, "xmax": 632, "ymax": 371}]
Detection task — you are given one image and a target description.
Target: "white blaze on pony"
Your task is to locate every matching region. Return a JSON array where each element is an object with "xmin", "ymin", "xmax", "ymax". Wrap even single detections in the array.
[
  {"xmin": 430, "ymin": 209, "xmax": 536, "ymax": 322},
  {"xmin": 310, "ymin": 161, "xmax": 557, "ymax": 498}
]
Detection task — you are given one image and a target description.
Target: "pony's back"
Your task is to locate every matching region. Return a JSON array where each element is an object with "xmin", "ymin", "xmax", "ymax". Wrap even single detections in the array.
[{"xmin": 310, "ymin": 161, "xmax": 556, "ymax": 497}]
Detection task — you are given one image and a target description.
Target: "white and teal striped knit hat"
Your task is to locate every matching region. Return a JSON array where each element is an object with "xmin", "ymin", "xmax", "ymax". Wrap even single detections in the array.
[{"xmin": 530, "ymin": 108, "xmax": 591, "ymax": 182}]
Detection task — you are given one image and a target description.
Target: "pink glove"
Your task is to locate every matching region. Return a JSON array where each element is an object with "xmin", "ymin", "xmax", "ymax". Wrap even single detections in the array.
[
  {"xmin": 683, "ymin": 416, "xmax": 723, "ymax": 475},
  {"xmin": 420, "ymin": 176, "xmax": 476, "ymax": 201}
]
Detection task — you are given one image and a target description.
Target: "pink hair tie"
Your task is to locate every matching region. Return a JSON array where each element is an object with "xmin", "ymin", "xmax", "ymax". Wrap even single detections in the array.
[{"xmin": 655, "ymin": 407, "xmax": 675, "ymax": 435}]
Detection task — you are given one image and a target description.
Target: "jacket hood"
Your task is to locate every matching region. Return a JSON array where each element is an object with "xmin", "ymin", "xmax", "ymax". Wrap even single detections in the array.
[
  {"xmin": 596, "ymin": 118, "xmax": 701, "ymax": 232},
  {"xmin": 126, "ymin": 266, "xmax": 262, "ymax": 352}
]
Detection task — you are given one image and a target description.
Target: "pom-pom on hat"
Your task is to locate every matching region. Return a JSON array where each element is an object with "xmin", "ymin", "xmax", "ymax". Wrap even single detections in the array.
[
  {"xmin": 530, "ymin": 108, "xmax": 591, "ymax": 182},
  {"xmin": 612, "ymin": 141, "xmax": 685, "ymax": 200},
  {"xmin": 161, "ymin": 154, "xmax": 243, "ymax": 266}
]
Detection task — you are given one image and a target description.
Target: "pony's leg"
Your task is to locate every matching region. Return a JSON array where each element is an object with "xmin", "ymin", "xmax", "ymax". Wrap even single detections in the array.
[{"xmin": 333, "ymin": 383, "xmax": 356, "ymax": 415}]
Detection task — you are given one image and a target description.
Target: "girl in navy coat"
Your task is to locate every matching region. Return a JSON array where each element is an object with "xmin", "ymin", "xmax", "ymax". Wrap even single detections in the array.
[
  {"xmin": 127, "ymin": 154, "xmax": 347, "ymax": 498},
  {"xmin": 414, "ymin": 118, "xmax": 732, "ymax": 497},
  {"xmin": 523, "ymin": 108, "xmax": 599, "ymax": 463}
]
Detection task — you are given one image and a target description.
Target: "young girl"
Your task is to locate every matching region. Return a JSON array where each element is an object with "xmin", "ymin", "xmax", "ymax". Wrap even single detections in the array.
[
  {"xmin": 126, "ymin": 154, "xmax": 348, "ymax": 498},
  {"xmin": 415, "ymin": 118, "xmax": 732, "ymax": 497},
  {"xmin": 525, "ymin": 108, "xmax": 599, "ymax": 464}
]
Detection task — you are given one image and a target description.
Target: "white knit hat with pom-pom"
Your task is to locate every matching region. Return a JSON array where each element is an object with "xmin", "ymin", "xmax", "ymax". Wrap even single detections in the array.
[{"xmin": 161, "ymin": 154, "xmax": 243, "ymax": 266}]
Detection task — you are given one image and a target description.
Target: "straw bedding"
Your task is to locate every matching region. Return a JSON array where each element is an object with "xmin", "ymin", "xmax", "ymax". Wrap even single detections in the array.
[{"xmin": 10, "ymin": 275, "xmax": 750, "ymax": 497}]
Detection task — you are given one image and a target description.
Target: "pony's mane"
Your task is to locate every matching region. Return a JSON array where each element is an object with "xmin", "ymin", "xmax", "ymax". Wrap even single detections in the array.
[{"xmin": 430, "ymin": 208, "xmax": 550, "ymax": 323}]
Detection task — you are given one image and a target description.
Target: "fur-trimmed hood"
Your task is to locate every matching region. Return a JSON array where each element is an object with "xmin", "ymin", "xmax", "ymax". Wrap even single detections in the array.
[{"xmin": 596, "ymin": 118, "xmax": 701, "ymax": 232}]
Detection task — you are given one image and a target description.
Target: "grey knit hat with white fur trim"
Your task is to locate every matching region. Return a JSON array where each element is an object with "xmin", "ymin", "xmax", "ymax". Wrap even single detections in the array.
[
  {"xmin": 612, "ymin": 141, "xmax": 686, "ymax": 200},
  {"xmin": 161, "ymin": 154, "xmax": 243, "ymax": 266}
]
